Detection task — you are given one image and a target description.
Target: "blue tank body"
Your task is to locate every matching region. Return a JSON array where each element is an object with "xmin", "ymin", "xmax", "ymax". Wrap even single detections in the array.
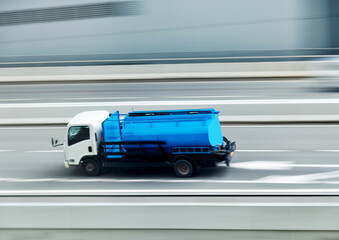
[
  {"xmin": 102, "ymin": 109, "xmax": 223, "ymax": 154},
  {"xmin": 99, "ymin": 108, "xmax": 236, "ymax": 175},
  {"xmin": 114, "ymin": 109, "xmax": 223, "ymax": 153}
]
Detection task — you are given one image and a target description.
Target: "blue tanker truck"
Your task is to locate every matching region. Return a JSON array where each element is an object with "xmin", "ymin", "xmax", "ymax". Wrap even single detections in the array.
[{"xmin": 54, "ymin": 109, "xmax": 236, "ymax": 177}]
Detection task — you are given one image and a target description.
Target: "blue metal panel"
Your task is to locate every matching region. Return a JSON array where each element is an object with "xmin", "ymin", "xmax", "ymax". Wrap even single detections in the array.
[
  {"xmin": 121, "ymin": 109, "xmax": 223, "ymax": 153},
  {"xmin": 102, "ymin": 111, "xmax": 123, "ymax": 158}
]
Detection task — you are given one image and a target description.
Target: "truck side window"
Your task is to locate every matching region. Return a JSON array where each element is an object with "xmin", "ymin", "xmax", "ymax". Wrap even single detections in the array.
[{"xmin": 68, "ymin": 126, "xmax": 90, "ymax": 146}]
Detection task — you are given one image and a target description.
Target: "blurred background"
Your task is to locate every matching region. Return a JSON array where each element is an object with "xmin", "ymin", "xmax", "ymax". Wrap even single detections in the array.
[
  {"xmin": 0, "ymin": 0, "xmax": 338, "ymax": 64},
  {"xmin": 1, "ymin": 1, "xmax": 339, "ymax": 239}
]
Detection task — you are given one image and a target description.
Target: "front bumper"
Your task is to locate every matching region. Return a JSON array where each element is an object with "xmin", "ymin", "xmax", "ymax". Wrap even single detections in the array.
[
  {"xmin": 211, "ymin": 140, "xmax": 236, "ymax": 166},
  {"xmin": 225, "ymin": 141, "xmax": 236, "ymax": 166},
  {"xmin": 64, "ymin": 160, "xmax": 70, "ymax": 168}
]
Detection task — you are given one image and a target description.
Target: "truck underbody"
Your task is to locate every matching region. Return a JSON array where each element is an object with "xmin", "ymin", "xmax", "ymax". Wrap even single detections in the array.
[{"xmin": 80, "ymin": 138, "xmax": 236, "ymax": 177}]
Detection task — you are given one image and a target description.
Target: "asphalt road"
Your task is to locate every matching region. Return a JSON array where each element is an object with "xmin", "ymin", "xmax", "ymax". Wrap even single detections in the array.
[
  {"xmin": 1, "ymin": 78, "xmax": 339, "ymax": 122},
  {"xmin": 1, "ymin": 124, "xmax": 339, "ymax": 195},
  {"xmin": 0, "ymin": 79, "xmax": 314, "ymax": 104},
  {"xmin": 0, "ymin": 79, "xmax": 339, "ymax": 195}
]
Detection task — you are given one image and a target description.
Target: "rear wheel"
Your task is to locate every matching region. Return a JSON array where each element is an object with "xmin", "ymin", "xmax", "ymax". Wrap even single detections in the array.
[
  {"xmin": 82, "ymin": 159, "xmax": 101, "ymax": 176},
  {"xmin": 174, "ymin": 159, "xmax": 194, "ymax": 178}
]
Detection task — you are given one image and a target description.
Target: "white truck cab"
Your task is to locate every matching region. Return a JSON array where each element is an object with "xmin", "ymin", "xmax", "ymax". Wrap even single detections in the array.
[{"xmin": 64, "ymin": 111, "xmax": 109, "ymax": 168}]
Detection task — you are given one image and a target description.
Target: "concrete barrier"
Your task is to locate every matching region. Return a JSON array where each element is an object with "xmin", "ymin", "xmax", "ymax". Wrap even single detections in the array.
[{"xmin": 0, "ymin": 197, "xmax": 338, "ymax": 240}]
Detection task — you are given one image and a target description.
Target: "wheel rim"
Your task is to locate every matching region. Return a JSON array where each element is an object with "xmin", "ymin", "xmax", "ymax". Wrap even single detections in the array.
[
  {"xmin": 177, "ymin": 162, "xmax": 190, "ymax": 175},
  {"xmin": 86, "ymin": 163, "xmax": 95, "ymax": 173}
]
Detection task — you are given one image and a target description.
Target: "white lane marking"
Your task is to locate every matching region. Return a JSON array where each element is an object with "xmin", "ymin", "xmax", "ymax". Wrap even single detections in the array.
[
  {"xmin": 232, "ymin": 161, "xmax": 294, "ymax": 170},
  {"xmin": 236, "ymin": 150, "xmax": 296, "ymax": 153},
  {"xmin": 314, "ymin": 150, "xmax": 339, "ymax": 152},
  {"xmin": 0, "ymin": 177, "xmax": 265, "ymax": 183},
  {"xmin": 255, "ymin": 170, "xmax": 339, "ymax": 184},
  {"xmin": 0, "ymin": 99, "xmax": 37, "ymax": 101},
  {"xmin": 0, "ymin": 125, "xmax": 336, "ymax": 130},
  {"xmin": 232, "ymin": 161, "xmax": 339, "ymax": 170},
  {"xmin": 222, "ymin": 125, "xmax": 339, "ymax": 128},
  {"xmin": 312, "ymin": 150, "xmax": 339, "ymax": 153},
  {"xmin": 6, "ymin": 149, "xmax": 339, "ymax": 153},
  {"xmin": 62, "ymin": 97, "xmax": 146, "ymax": 100},
  {"xmin": 1, "ymin": 149, "xmax": 339, "ymax": 153},
  {"xmin": 236, "ymin": 150, "xmax": 339, "ymax": 153},
  {"xmin": 0, "ymin": 127, "xmax": 65, "ymax": 130},
  {"xmin": 3, "ymin": 98, "xmax": 339, "ymax": 108},
  {"xmin": 0, "ymin": 97, "xmax": 147, "ymax": 102},
  {"xmin": 109, "ymin": 79, "xmax": 312, "ymax": 85},
  {"xmin": 0, "ymin": 54, "xmax": 335, "ymax": 65},
  {"xmin": 322, "ymin": 181, "xmax": 339, "ymax": 185},
  {"xmin": 0, "ymin": 178, "xmax": 253, "ymax": 183},
  {"xmin": 18, "ymin": 79, "xmax": 309, "ymax": 86},
  {"xmin": 294, "ymin": 164, "xmax": 339, "ymax": 168},
  {"xmin": 3, "ymin": 167, "xmax": 339, "ymax": 184},
  {"xmin": 0, "ymin": 202, "xmax": 338, "ymax": 207},
  {"xmin": 1, "ymin": 125, "xmax": 337, "ymax": 130},
  {"xmin": 2, "ymin": 189, "xmax": 339, "ymax": 196},
  {"xmin": 0, "ymin": 149, "xmax": 63, "ymax": 153},
  {"xmin": 26, "ymin": 150, "xmax": 64, "ymax": 153},
  {"xmin": 0, "ymin": 177, "xmax": 290, "ymax": 184},
  {"xmin": 169, "ymin": 95, "xmax": 256, "ymax": 98}
]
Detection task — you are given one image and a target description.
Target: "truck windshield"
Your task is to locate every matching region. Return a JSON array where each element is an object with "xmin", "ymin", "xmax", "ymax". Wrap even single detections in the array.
[{"xmin": 68, "ymin": 126, "xmax": 90, "ymax": 146}]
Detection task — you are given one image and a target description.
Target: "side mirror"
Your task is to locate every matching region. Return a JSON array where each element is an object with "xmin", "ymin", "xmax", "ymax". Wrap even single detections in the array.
[{"xmin": 51, "ymin": 138, "xmax": 63, "ymax": 147}]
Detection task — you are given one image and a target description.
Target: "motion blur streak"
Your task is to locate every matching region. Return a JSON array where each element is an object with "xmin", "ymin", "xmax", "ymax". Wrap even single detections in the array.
[
  {"xmin": 1, "ymin": 0, "xmax": 339, "ymax": 239},
  {"xmin": 0, "ymin": 0, "xmax": 338, "ymax": 62}
]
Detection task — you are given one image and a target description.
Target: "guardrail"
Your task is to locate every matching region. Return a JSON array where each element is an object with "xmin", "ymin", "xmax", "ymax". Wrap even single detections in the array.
[{"xmin": 0, "ymin": 196, "xmax": 338, "ymax": 240}]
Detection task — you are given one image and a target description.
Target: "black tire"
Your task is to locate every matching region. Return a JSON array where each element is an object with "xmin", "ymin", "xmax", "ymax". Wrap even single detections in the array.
[
  {"xmin": 174, "ymin": 159, "xmax": 194, "ymax": 178},
  {"xmin": 82, "ymin": 159, "xmax": 101, "ymax": 176}
]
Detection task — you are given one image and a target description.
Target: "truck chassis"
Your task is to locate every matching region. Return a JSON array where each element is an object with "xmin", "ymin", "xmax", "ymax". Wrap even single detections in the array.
[{"xmin": 80, "ymin": 139, "xmax": 236, "ymax": 177}]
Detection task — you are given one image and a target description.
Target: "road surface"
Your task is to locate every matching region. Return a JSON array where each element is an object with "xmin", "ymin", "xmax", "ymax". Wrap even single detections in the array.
[
  {"xmin": 1, "ymin": 124, "xmax": 339, "ymax": 195},
  {"xmin": 1, "ymin": 78, "xmax": 339, "ymax": 123}
]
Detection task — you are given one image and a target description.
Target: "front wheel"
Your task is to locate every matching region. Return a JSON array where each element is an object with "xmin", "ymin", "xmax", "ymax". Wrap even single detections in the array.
[
  {"xmin": 174, "ymin": 159, "xmax": 194, "ymax": 178},
  {"xmin": 82, "ymin": 159, "xmax": 101, "ymax": 176}
]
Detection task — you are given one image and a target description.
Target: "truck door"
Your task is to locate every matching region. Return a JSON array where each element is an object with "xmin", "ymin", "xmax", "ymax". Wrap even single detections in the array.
[{"xmin": 66, "ymin": 125, "xmax": 94, "ymax": 164}]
